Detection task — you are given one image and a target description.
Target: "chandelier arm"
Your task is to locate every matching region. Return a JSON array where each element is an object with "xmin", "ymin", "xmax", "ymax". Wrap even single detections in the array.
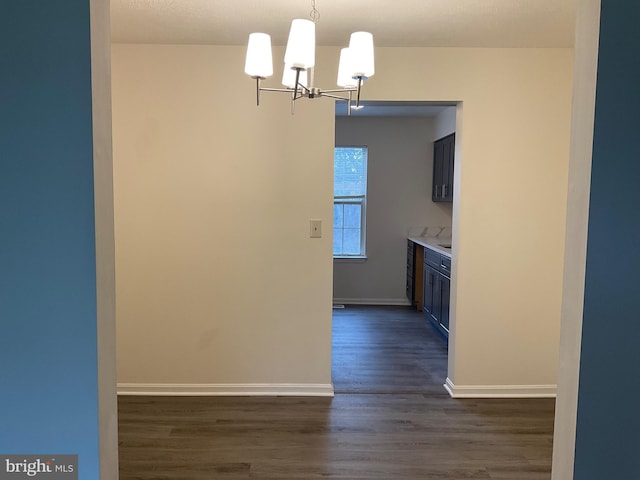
[
  {"xmin": 257, "ymin": 87, "xmax": 310, "ymax": 101},
  {"xmin": 259, "ymin": 87, "xmax": 299, "ymax": 93},
  {"xmin": 355, "ymin": 76, "xmax": 363, "ymax": 108},
  {"xmin": 320, "ymin": 93, "xmax": 351, "ymax": 101},
  {"xmin": 320, "ymin": 88, "xmax": 357, "ymax": 94}
]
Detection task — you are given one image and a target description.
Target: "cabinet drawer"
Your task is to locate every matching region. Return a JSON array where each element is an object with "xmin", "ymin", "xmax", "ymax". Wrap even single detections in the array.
[
  {"xmin": 440, "ymin": 257, "xmax": 451, "ymax": 277},
  {"xmin": 424, "ymin": 248, "xmax": 441, "ymax": 269},
  {"xmin": 424, "ymin": 247, "xmax": 451, "ymax": 277}
]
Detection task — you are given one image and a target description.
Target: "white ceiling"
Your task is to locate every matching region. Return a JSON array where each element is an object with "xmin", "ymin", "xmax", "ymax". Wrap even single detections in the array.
[
  {"xmin": 111, "ymin": 0, "xmax": 577, "ymax": 48},
  {"xmin": 335, "ymin": 102, "xmax": 453, "ymax": 117}
]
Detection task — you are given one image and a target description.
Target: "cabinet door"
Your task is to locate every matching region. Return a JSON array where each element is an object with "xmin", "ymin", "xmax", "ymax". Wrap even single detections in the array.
[
  {"xmin": 406, "ymin": 241, "xmax": 416, "ymax": 304},
  {"xmin": 424, "ymin": 264, "xmax": 441, "ymax": 324},
  {"xmin": 423, "ymin": 264, "xmax": 434, "ymax": 316},
  {"xmin": 432, "ymin": 272, "xmax": 442, "ymax": 324},
  {"xmin": 441, "ymin": 139, "xmax": 451, "ymax": 201},
  {"xmin": 440, "ymin": 275, "xmax": 450, "ymax": 333},
  {"xmin": 432, "ymin": 141, "xmax": 444, "ymax": 202},
  {"xmin": 406, "ymin": 275, "xmax": 414, "ymax": 304},
  {"xmin": 443, "ymin": 134, "xmax": 455, "ymax": 202},
  {"xmin": 432, "ymin": 134, "xmax": 455, "ymax": 203}
]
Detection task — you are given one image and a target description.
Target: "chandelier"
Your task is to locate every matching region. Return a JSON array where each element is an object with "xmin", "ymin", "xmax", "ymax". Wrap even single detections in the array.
[{"xmin": 244, "ymin": 0, "xmax": 375, "ymax": 115}]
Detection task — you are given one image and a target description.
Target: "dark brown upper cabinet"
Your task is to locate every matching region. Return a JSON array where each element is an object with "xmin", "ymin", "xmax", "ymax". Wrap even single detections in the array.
[{"xmin": 432, "ymin": 133, "xmax": 455, "ymax": 203}]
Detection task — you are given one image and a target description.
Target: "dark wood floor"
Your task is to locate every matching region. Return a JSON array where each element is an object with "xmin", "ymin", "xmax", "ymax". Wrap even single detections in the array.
[
  {"xmin": 118, "ymin": 306, "xmax": 555, "ymax": 479},
  {"xmin": 332, "ymin": 305, "xmax": 448, "ymax": 395}
]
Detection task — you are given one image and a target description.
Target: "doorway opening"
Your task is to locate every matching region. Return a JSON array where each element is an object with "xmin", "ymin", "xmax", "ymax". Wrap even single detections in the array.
[{"xmin": 331, "ymin": 100, "xmax": 459, "ymax": 394}]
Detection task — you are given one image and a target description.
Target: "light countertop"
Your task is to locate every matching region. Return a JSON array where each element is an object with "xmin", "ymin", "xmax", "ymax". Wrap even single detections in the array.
[{"xmin": 408, "ymin": 236, "xmax": 452, "ymax": 258}]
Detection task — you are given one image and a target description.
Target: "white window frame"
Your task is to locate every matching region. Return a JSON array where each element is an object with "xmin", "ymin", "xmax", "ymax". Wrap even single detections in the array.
[{"xmin": 333, "ymin": 146, "xmax": 368, "ymax": 260}]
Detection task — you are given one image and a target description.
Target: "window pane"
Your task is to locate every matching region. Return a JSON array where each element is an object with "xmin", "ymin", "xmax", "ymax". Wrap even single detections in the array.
[
  {"xmin": 334, "ymin": 147, "xmax": 367, "ymax": 197},
  {"xmin": 343, "ymin": 228, "xmax": 361, "ymax": 255},
  {"xmin": 333, "ymin": 227, "xmax": 343, "ymax": 255},
  {"xmin": 333, "ymin": 203, "xmax": 344, "ymax": 229},
  {"xmin": 334, "ymin": 147, "xmax": 366, "ymax": 257},
  {"xmin": 343, "ymin": 203, "xmax": 361, "ymax": 228}
]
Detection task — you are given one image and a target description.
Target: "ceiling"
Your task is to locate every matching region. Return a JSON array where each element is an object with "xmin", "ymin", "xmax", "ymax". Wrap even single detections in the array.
[
  {"xmin": 335, "ymin": 102, "xmax": 453, "ymax": 118},
  {"xmin": 111, "ymin": 0, "xmax": 577, "ymax": 48}
]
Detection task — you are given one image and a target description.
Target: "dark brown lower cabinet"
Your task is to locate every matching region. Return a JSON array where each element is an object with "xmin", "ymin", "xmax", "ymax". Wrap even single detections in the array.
[
  {"xmin": 423, "ymin": 263, "xmax": 436, "ymax": 317},
  {"xmin": 440, "ymin": 274, "xmax": 450, "ymax": 332},
  {"xmin": 406, "ymin": 240, "xmax": 416, "ymax": 305},
  {"xmin": 423, "ymin": 249, "xmax": 450, "ymax": 338},
  {"xmin": 406, "ymin": 241, "xmax": 425, "ymax": 310}
]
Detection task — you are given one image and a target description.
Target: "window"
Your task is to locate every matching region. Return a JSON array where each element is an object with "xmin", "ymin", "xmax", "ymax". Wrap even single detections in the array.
[{"xmin": 333, "ymin": 147, "xmax": 367, "ymax": 257}]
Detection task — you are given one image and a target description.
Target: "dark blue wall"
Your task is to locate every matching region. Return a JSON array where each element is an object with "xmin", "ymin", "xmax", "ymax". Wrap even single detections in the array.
[
  {"xmin": 574, "ymin": 1, "xmax": 640, "ymax": 478},
  {"xmin": 0, "ymin": 1, "xmax": 100, "ymax": 477}
]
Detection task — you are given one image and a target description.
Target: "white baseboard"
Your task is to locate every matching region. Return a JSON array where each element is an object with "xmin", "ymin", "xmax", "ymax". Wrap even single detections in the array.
[
  {"xmin": 444, "ymin": 378, "xmax": 557, "ymax": 398},
  {"xmin": 117, "ymin": 383, "xmax": 335, "ymax": 397},
  {"xmin": 333, "ymin": 297, "xmax": 411, "ymax": 306}
]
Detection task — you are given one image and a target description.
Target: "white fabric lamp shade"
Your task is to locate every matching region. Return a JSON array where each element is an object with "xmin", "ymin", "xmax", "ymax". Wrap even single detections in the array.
[
  {"xmin": 284, "ymin": 19, "xmax": 316, "ymax": 70},
  {"xmin": 337, "ymin": 48, "xmax": 358, "ymax": 88},
  {"xmin": 245, "ymin": 33, "xmax": 273, "ymax": 78},
  {"xmin": 348, "ymin": 32, "xmax": 375, "ymax": 78},
  {"xmin": 282, "ymin": 64, "xmax": 308, "ymax": 88}
]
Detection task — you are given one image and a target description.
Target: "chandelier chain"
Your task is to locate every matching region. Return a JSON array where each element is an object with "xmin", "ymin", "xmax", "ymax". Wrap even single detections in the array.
[{"xmin": 310, "ymin": 0, "xmax": 320, "ymax": 23}]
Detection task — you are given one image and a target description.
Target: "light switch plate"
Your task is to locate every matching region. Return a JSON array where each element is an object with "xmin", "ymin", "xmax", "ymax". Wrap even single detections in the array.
[{"xmin": 310, "ymin": 219, "xmax": 322, "ymax": 238}]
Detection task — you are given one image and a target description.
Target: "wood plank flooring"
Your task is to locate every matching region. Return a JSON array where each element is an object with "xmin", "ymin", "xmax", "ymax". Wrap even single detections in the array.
[
  {"xmin": 118, "ymin": 306, "xmax": 555, "ymax": 479},
  {"xmin": 332, "ymin": 305, "xmax": 448, "ymax": 395}
]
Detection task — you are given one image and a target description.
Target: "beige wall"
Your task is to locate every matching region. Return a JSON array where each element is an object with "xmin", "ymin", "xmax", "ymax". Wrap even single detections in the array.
[
  {"xmin": 112, "ymin": 45, "xmax": 573, "ymax": 394},
  {"xmin": 112, "ymin": 45, "xmax": 335, "ymax": 392},
  {"xmin": 360, "ymin": 48, "xmax": 572, "ymax": 392}
]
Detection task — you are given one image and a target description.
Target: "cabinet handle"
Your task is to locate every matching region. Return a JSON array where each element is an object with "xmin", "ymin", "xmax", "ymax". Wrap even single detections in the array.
[
  {"xmin": 442, "ymin": 184, "xmax": 446, "ymax": 198},
  {"xmin": 434, "ymin": 185, "xmax": 439, "ymax": 198}
]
